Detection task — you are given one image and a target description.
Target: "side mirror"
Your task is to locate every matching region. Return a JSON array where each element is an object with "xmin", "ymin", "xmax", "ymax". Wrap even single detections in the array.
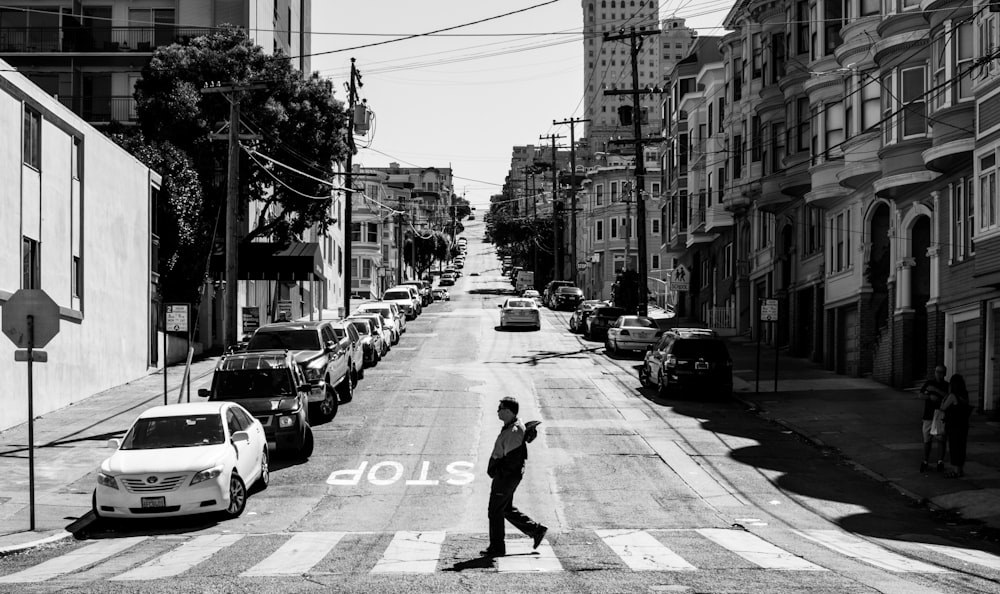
[
  {"xmin": 231, "ymin": 431, "xmax": 250, "ymax": 444},
  {"xmin": 197, "ymin": 388, "xmax": 210, "ymax": 398},
  {"xmin": 497, "ymin": 304, "xmax": 502, "ymax": 308},
  {"xmin": 325, "ymin": 340, "xmax": 337, "ymax": 351},
  {"xmin": 107, "ymin": 438, "xmax": 121, "ymax": 449}
]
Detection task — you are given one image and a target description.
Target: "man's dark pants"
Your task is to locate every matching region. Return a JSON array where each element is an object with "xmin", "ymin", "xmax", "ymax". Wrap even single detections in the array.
[{"xmin": 489, "ymin": 473, "xmax": 543, "ymax": 552}]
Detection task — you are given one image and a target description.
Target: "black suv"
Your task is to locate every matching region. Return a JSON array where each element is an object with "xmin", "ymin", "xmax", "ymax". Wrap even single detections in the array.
[
  {"xmin": 543, "ymin": 280, "xmax": 574, "ymax": 308},
  {"xmin": 200, "ymin": 350, "xmax": 314, "ymax": 458},
  {"xmin": 245, "ymin": 321, "xmax": 353, "ymax": 421},
  {"xmin": 586, "ymin": 306, "xmax": 628, "ymax": 340},
  {"xmin": 642, "ymin": 330, "xmax": 732, "ymax": 398},
  {"xmin": 552, "ymin": 286, "xmax": 584, "ymax": 311}
]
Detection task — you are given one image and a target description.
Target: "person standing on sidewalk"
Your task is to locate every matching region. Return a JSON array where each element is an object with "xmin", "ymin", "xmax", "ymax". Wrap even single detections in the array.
[
  {"xmin": 482, "ymin": 396, "xmax": 547, "ymax": 558},
  {"xmin": 941, "ymin": 373, "xmax": 972, "ymax": 478},
  {"xmin": 920, "ymin": 365, "xmax": 949, "ymax": 472}
]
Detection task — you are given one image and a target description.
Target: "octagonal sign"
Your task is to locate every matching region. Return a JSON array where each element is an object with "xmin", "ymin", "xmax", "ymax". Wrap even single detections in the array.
[{"xmin": 2, "ymin": 289, "xmax": 60, "ymax": 348}]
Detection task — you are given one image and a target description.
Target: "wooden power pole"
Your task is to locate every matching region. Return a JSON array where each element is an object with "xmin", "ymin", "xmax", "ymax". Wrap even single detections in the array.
[{"xmin": 553, "ymin": 116, "xmax": 589, "ymax": 286}]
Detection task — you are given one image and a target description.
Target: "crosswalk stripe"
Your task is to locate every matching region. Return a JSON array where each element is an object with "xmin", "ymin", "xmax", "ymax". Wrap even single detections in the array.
[
  {"xmin": 698, "ymin": 529, "xmax": 826, "ymax": 571},
  {"xmin": 918, "ymin": 543, "xmax": 1000, "ymax": 571},
  {"xmin": 241, "ymin": 532, "xmax": 346, "ymax": 576},
  {"xmin": 795, "ymin": 530, "xmax": 948, "ymax": 573},
  {"xmin": 110, "ymin": 534, "xmax": 245, "ymax": 581},
  {"xmin": 496, "ymin": 538, "xmax": 562, "ymax": 573},
  {"xmin": 371, "ymin": 531, "xmax": 446, "ymax": 573},
  {"xmin": 596, "ymin": 529, "xmax": 696, "ymax": 571},
  {"xmin": 0, "ymin": 537, "xmax": 147, "ymax": 583}
]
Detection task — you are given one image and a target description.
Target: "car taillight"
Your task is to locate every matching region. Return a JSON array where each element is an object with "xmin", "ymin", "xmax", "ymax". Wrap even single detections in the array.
[{"xmin": 665, "ymin": 355, "xmax": 677, "ymax": 369}]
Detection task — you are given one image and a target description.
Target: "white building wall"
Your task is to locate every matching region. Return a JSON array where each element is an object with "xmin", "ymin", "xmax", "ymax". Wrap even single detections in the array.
[{"xmin": 0, "ymin": 61, "xmax": 156, "ymax": 431}]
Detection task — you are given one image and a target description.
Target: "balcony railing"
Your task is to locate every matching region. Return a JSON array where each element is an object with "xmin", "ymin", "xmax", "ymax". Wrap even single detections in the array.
[
  {"xmin": 0, "ymin": 27, "xmax": 212, "ymax": 53},
  {"xmin": 57, "ymin": 95, "xmax": 137, "ymax": 124}
]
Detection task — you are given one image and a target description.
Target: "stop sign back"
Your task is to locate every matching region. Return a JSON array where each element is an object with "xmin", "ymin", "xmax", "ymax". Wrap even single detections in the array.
[{"xmin": 2, "ymin": 289, "xmax": 60, "ymax": 348}]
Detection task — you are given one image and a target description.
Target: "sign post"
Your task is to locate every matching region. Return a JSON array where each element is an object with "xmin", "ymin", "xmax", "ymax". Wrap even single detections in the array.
[
  {"xmin": 2, "ymin": 289, "xmax": 61, "ymax": 531},
  {"xmin": 671, "ymin": 264, "xmax": 690, "ymax": 293},
  {"xmin": 164, "ymin": 303, "xmax": 190, "ymax": 404},
  {"xmin": 756, "ymin": 299, "xmax": 779, "ymax": 395}
]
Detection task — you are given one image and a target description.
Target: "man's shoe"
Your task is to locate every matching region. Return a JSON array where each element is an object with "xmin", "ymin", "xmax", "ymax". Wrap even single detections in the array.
[
  {"xmin": 480, "ymin": 548, "xmax": 505, "ymax": 557},
  {"xmin": 532, "ymin": 527, "xmax": 548, "ymax": 550}
]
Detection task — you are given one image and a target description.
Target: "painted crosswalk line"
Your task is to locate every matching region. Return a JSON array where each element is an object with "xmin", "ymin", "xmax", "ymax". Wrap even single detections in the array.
[
  {"xmin": 110, "ymin": 534, "xmax": 245, "ymax": 581},
  {"xmin": 698, "ymin": 528, "xmax": 826, "ymax": 570},
  {"xmin": 595, "ymin": 529, "xmax": 696, "ymax": 571},
  {"xmin": 0, "ymin": 537, "xmax": 147, "ymax": 583},
  {"xmin": 795, "ymin": 530, "xmax": 948, "ymax": 573},
  {"xmin": 242, "ymin": 532, "xmax": 347, "ymax": 576},
  {"xmin": 371, "ymin": 531, "xmax": 447, "ymax": 573},
  {"xmin": 496, "ymin": 537, "xmax": 562, "ymax": 573}
]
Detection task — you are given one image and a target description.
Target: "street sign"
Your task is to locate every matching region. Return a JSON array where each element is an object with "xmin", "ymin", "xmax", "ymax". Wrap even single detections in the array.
[
  {"xmin": 14, "ymin": 349, "xmax": 47, "ymax": 362},
  {"xmin": 761, "ymin": 298, "xmax": 779, "ymax": 321},
  {"xmin": 2, "ymin": 289, "xmax": 60, "ymax": 348},
  {"xmin": 242, "ymin": 307, "xmax": 260, "ymax": 335},
  {"xmin": 577, "ymin": 261, "xmax": 587, "ymax": 271},
  {"xmin": 165, "ymin": 303, "xmax": 190, "ymax": 333},
  {"xmin": 277, "ymin": 300, "xmax": 293, "ymax": 321},
  {"xmin": 671, "ymin": 265, "xmax": 690, "ymax": 292}
]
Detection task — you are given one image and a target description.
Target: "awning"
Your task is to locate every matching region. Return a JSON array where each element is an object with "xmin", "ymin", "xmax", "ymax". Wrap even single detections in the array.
[{"xmin": 211, "ymin": 242, "xmax": 325, "ymax": 281}]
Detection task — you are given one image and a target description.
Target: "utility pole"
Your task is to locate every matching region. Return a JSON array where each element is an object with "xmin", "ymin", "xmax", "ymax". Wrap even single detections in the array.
[
  {"xmin": 343, "ymin": 58, "xmax": 362, "ymax": 316},
  {"xmin": 554, "ymin": 116, "xmax": 589, "ymax": 286},
  {"xmin": 396, "ymin": 195, "xmax": 404, "ymax": 285},
  {"xmin": 539, "ymin": 133, "xmax": 564, "ymax": 280},
  {"xmin": 604, "ymin": 26, "xmax": 660, "ymax": 316},
  {"xmin": 202, "ymin": 80, "xmax": 265, "ymax": 349}
]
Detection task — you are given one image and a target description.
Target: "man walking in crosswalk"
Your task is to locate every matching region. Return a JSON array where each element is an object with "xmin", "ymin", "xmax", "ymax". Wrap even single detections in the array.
[{"xmin": 482, "ymin": 396, "xmax": 547, "ymax": 558}]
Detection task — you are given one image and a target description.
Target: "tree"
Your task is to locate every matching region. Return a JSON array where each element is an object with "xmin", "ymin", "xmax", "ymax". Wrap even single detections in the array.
[
  {"xmin": 403, "ymin": 231, "xmax": 449, "ymax": 278},
  {"xmin": 133, "ymin": 25, "xmax": 350, "ymax": 246}
]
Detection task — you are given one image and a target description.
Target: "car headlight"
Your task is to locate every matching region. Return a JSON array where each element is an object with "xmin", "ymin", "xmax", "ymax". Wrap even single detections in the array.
[
  {"xmin": 279, "ymin": 415, "xmax": 297, "ymax": 428},
  {"xmin": 191, "ymin": 466, "xmax": 224, "ymax": 485},
  {"xmin": 97, "ymin": 472, "xmax": 119, "ymax": 490}
]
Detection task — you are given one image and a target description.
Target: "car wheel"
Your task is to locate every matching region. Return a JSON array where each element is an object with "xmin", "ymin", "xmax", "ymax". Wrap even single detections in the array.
[
  {"xmin": 639, "ymin": 365, "xmax": 652, "ymax": 388},
  {"xmin": 657, "ymin": 372, "xmax": 670, "ymax": 399},
  {"xmin": 257, "ymin": 448, "xmax": 270, "ymax": 490},
  {"xmin": 337, "ymin": 375, "xmax": 352, "ymax": 405},
  {"xmin": 224, "ymin": 473, "xmax": 247, "ymax": 518},
  {"xmin": 355, "ymin": 363, "xmax": 364, "ymax": 382},
  {"xmin": 298, "ymin": 426, "xmax": 315, "ymax": 459},
  {"xmin": 372, "ymin": 350, "xmax": 380, "ymax": 366}
]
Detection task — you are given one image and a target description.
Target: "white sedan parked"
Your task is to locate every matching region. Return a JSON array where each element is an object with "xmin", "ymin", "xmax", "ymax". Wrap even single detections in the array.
[
  {"xmin": 605, "ymin": 315, "xmax": 662, "ymax": 354},
  {"xmin": 93, "ymin": 401, "xmax": 269, "ymax": 520},
  {"xmin": 498, "ymin": 298, "xmax": 541, "ymax": 330}
]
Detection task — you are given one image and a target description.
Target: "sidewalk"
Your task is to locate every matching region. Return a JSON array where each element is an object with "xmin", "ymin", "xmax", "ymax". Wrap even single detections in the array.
[
  {"xmin": 0, "ymin": 356, "xmax": 221, "ymax": 554},
  {"xmin": 726, "ymin": 336, "xmax": 1000, "ymax": 533}
]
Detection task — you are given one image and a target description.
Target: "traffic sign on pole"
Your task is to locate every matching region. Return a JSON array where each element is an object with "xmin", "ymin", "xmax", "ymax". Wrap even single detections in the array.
[
  {"xmin": 671, "ymin": 265, "xmax": 690, "ymax": 292},
  {"xmin": 3, "ymin": 289, "xmax": 60, "ymax": 348},
  {"xmin": 760, "ymin": 299, "xmax": 779, "ymax": 321}
]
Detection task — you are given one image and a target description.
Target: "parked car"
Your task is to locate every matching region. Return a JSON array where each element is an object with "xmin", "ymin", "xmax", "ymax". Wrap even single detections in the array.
[
  {"xmin": 93, "ymin": 401, "xmax": 269, "ymax": 520},
  {"xmin": 400, "ymin": 280, "xmax": 432, "ymax": 306},
  {"xmin": 605, "ymin": 315, "xmax": 662, "ymax": 355},
  {"xmin": 498, "ymin": 297, "xmax": 541, "ymax": 330},
  {"xmin": 439, "ymin": 273, "xmax": 456, "ymax": 287},
  {"xmin": 244, "ymin": 321, "xmax": 352, "ymax": 420},
  {"xmin": 351, "ymin": 312, "xmax": 392, "ymax": 357},
  {"xmin": 431, "ymin": 288, "xmax": 451, "ymax": 301},
  {"xmin": 345, "ymin": 318, "xmax": 383, "ymax": 367},
  {"xmin": 329, "ymin": 320, "xmax": 366, "ymax": 383},
  {"xmin": 543, "ymin": 280, "xmax": 574, "ymax": 308},
  {"xmin": 200, "ymin": 350, "xmax": 314, "ymax": 455},
  {"xmin": 569, "ymin": 300, "xmax": 606, "ymax": 333},
  {"xmin": 382, "ymin": 287, "xmax": 420, "ymax": 319},
  {"xmin": 552, "ymin": 286, "xmax": 585, "ymax": 311},
  {"xmin": 391, "ymin": 284, "xmax": 423, "ymax": 315},
  {"xmin": 586, "ymin": 306, "xmax": 628, "ymax": 340},
  {"xmin": 642, "ymin": 330, "xmax": 733, "ymax": 398},
  {"xmin": 355, "ymin": 301, "xmax": 405, "ymax": 343}
]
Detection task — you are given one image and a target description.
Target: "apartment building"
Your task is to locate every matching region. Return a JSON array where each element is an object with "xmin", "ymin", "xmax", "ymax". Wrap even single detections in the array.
[
  {"xmin": 662, "ymin": 0, "xmax": 999, "ymax": 414},
  {"xmin": 0, "ymin": 58, "xmax": 161, "ymax": 431},
  {"xmin": 351, "ymin": 175, "xmax": 402, "ymax": 299},
  {"xmin": 0, "ymin": 0, "xmax": 311, "ymax": 125}
]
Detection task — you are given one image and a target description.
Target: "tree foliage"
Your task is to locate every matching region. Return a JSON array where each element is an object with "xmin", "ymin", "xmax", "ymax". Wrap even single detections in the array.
[
  {"xmin": 403, "ymin": 231, "xmax": 450, "ymax": 278},
  {"xmin": 133, "ymin": 25, "xmax": 350, "ymax": 245}
]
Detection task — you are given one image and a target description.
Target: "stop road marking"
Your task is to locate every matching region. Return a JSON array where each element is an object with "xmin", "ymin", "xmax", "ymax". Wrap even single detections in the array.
[{"xmin": 327, "ymin": 460, "xmax": 475, "ymax": 486}]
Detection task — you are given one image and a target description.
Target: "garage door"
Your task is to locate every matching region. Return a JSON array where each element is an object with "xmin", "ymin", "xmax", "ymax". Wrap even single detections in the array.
[{"xmin": 955, "ymin": 319, "xmax": 981, "ymax": 410}]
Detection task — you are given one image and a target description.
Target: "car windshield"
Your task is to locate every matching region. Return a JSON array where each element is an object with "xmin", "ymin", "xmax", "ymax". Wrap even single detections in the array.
[
  {"xmin": 506, "ymin": 300, "xmax": 535, "ymax": 308},
  {"xmin": 247, "ymin": 329, "xmax": 320, "ymax": 351},
  {"xmin": 596, "ymin": 307, "xmax": 627, "ymax": 318},
  {"xmin": 383, "ymin": 291, "xmax": 410, "ymax": 300},
  {"xmin": 672, "ymin": 340, "xmax": 730, "ymax": 358},
  {"xmin": 556, "ymin": 287, "xmax": 582, "ymax": 294},
  {"xmin": 212, "ymin": 369, "xmax": 295, "ymax": 398},
  {"xmin": 621, "ymin": 316, "xmax": 657, "ymax": 328},
  {"xmin": 120, "ymin": 414, "xmax": 225, "ymax": 449}
]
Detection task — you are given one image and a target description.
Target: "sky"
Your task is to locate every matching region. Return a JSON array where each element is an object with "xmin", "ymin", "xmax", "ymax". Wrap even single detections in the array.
[{"xmin": 309, "ymin": 0, "xmax": 734, "ymax": 210}]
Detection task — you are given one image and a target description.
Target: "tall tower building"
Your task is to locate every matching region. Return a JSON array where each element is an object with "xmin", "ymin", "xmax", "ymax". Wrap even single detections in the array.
[{"xmin": 581, "ymin": 1, "xmax": 696, "ymax": 156}]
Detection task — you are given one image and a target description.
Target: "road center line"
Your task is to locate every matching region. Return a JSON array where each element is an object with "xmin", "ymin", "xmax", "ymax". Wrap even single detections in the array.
[{"xmin": 645, "ymin": 439, "xmax": 746, "ymax": 508}]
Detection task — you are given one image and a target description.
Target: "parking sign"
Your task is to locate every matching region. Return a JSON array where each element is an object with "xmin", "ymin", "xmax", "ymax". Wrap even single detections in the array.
[{"xmin": 165, "ymin": 303, "xmax": 189, "ymax": 333}]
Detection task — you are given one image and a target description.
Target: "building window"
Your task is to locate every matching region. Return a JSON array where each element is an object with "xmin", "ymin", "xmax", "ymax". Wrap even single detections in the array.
[
  {"xmin": 596, "ymin": 219, "xmax": 604, "ymax": 241},
  {"xmin": 980, "ymin": 151, "xmax": 998, "ymax": 232},
  {"xmin": 362, "ymin": 259, "xmax": 373, "ymax": 279},
  {"xmin": 596, "ymin": 183, "xmax": 604, "ymax": 206},
  {"xmin": 366, "ymin": 222, "xmax": 378, "ymax": 243},
  {"xmin": 71, "ymin": 137, "xmax": 81, "ymax": 180},
  {"xmin": 701, "ymin": 258, "xmax": 710, "ymax": 288},
  {"xmin": 952, "ymin": 178, "xmax": 975, "ymax": 262},
  {"xmin": 651, "ymin": 218, "xmax": 660, "ymax": 234},
  {"xmin": 72, "ymin": 255, "xmax": 83, "ymax": 298},
  {"xmin": 883, "ymin": 67, "xmax": 927, "ymax": 144},
  {"xmin": 23, "ymin": 105, "xmax": 41, "ymax": 169},
  {"xmin": 610, "ymin": 217, "xmax": 618, "ymax": 239},
  {"xmin": 804, "ymin": 206, "xmax": 823, "ymax": 255},
  {"xmin": 650, "ymin": 181, "xmax": 660, "ymax": 198},
  {"xmin": 756, "ymin": 211, "xmax": 773, "ymax": 250},
  {"xmin": 611, "ymin": 181, "xmax": 619, "ymax": 203},
  {"xmin": 724, "ymin": 242, "xmax": 733, "ymax": 278},
  {"xmin": 350, "ymin": 222, "xmax": 362, "ymax": 242},
  {"xmin": 651, "ymin": 254, "xmax": 660, "ymax": 270},
  {"xmin": 22, "ymin": 236, "xmax": 40, "ymax": 289},
  {"xmin": 830, "ymin": 210, "xmax": 852, "ymax": 273}
]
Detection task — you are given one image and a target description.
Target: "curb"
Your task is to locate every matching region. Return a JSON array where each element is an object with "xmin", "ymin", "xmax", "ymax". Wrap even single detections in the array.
[
  {"xmin": 730, "ymin": 392, "xmax": 946, "ymax": 514},
  {"xmin": 0, "ymin": 531, "xmax": 75, "ymax": 557}
]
